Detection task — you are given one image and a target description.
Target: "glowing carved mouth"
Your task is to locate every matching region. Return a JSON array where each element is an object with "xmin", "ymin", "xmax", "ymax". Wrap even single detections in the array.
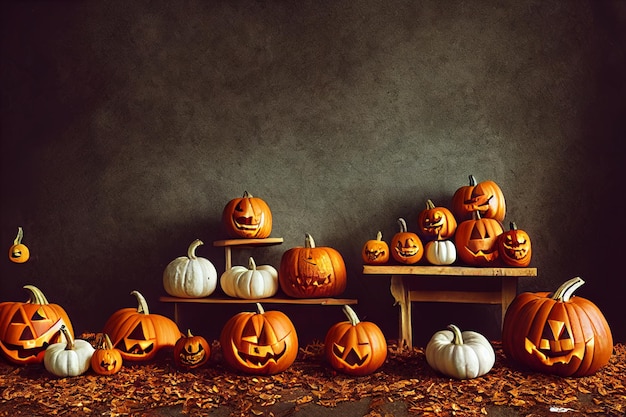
[
  {"xmin": 233, "ymin": 340, "xmax": 287, "ymax": 367},
  {"xmin": 465, "ymin": 194, "xmax": 493, "ymax": 211},
  {"xmin": 524, "ymin": 337, "xmax": 587, "ymax": 365},
  {"xmin": 117, "ymin": 341, "xmax": 154, "ymax": 355},
  {"xmin": 504, "ymin": 247, "xmax": 528, "ymax": 259},
  {"xmin": 365, "ymin": 250, "xmax": 385, "ymax": 261},
  {"xmin": 179, "ymin": 348, "xmax": 206, "ymax": 366},
  {"xmin": 100, "ymin": 360, "xmax": 118, "ymax": 371},
  {"xmin": 234, "ymin": 213, "xmax": 264, "ymax": 230},
  {"xmin": 395, "ymin": 242, "xmax": 418, "ymax": 257}
]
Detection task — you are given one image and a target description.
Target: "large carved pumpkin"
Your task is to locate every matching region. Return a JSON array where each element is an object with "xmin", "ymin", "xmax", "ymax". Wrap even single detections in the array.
[
  {"xmin": 0, "ymin": 285, "xmax": 74, "ymax": 365},
  {"xmin": 417, "ymin": 199, "xmax": 457, "ymax": 241},
  {"xmin": 452, "ymin": 175, "xmax": 506, "ymax": 222},
  {"xmin": 502, "ymin": 277, "xmax": 613, "ymax": 377},
  {"xmin": 454, "ymin": 211, "xmax": 503, "ymax": 266},
  {"xmin": 279, "ymin": 234, "xmax": 347, "ymax": 298},
  {"xmin": 220, "ymin": 303, "xmax": 298, "ymax": 375},
  {"xmin": 498, "ymin": 222, "xmax": 532, "ymax": 267},
  {"xmin": 391, "ymin": 218, "xmax": 423, "ymax": 265},
  {"xmin": 222, "ymin": 191, "xmax": 273, "ymax": 239},
  {"xmin": 324, "ymin": 305, "xmax": 387, "ymax": 376},
  {"xmin": 102, "ymin": 291, "xmax": 182, "ymax": 362}
]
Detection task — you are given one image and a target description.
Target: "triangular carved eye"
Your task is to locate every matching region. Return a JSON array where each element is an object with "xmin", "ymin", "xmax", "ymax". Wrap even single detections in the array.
[
  {"xmin": 10, "ymin": 310, "xmax": 25, "ymax": 324},
  {"xmin": 128, "ymin": 324, "xmax": 146, "ymax": 340},
  {"xmin": 31, "ymin": 308, "xmax": 47, "ymax": 321},
  {"xmin": 20, "ymin": 326, "xmax": 34, "ymax": 341}
]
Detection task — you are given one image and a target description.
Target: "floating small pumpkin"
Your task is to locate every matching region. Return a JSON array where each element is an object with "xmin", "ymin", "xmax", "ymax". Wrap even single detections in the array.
[
  {"xmin": 163, "ymin": 239, "xmax": 218, "ymax": 298},
  {"xmin": 324, "ymin": 305, "xmax": 387, "ymax": 376},
  {"xmin": 220, "ymin": 257, "xmax": 279, "ymax": 299},
  {"xmin": 417, "ymin": 200, "xmax": 457, "ymax": 241},
  {"xmin": 361, "ymin": 231, "xmax": 390, "ymax": 265},
  {"xmin": 279, "ymin": 234, "xmax": 347, "ymax": 298},
  {"xmin": 102, "ymin": 290, "xmax": 182, "ymax": 362},
  {"xmin": 222, "ymin": 191, "xmax": 273, "ymax": 239},
  {"xmin": 0, "ymin": 285, "xmax": 74, "ymax": 365},
  {"xmin": 220, "ymin": 303, "xmax": 298, "ymax": 375},
  {"xmin": 44, "ymin": 325, "xmax": 94, "ymax": 377},
  {"xmin": 502, "ymin": 277, "xmax": 613, "ymax": 377},
  {"xmin": 390, "ymin": 218, "xmax": 423, "ymax": 264},
  {"xmin": 90, "ymin": 333, "xmax": 123, "ymax": 375},
  {"xmin": 452, "ymin": 175, "xmax": 506, "ymax": 222},
  {"xmin": 424, "ymin": 239, "xmax": 456, "ymax": 266},
  {"xmin": 425, "ymin": 324, "xmax": 495, "ymax": 379},
  {"xmin": 454, "ymin": 211, "xmax": 503, "ymax": 266},
  {"xmin": 8, "ymin": 226, "xmax": 30, "ymax": 263},
  {"xmin": 497, "ymin": 222, "xmax": 532, "ymax": 267},
  {"xmin": 173, "ymin": 329, "xmax": 210, "ymax": 370}
]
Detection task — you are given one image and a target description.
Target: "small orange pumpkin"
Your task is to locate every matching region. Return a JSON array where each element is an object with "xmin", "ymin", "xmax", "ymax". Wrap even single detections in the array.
[
  {"xmin": 417, "ymin": 200, "xmax": 457, "ymax": 241},
  {"xmin": 498, "ymin": 222, "xmax": 532, "ymax": 267},
  {"xmin": 454, "ymin": 211, "xmax": 503, "ymax": 266},
  {"xmin": 222, "ymin": 191, "xmax": 273, "ymax": 239},
  {"xmin": 390, "ymin": 218, "xmax": 423, "ymax": 264},
  {"xmin": 90, "ymin": 333, "xmax": 123, "ymax": 375},
  {"xmin": 173, "ymin": 329, "xmax": 210, "ymax": 370},
  {"xmin": 361, "ymin": 231, "xmax": 390, "ymax": 265},
  {"xmin": 8, "ymin": 227, "xmax": 30, "ymax": 263},
  {"xmin": 452, "ymin": 175, "xmax": 506, "ymax": 222}
]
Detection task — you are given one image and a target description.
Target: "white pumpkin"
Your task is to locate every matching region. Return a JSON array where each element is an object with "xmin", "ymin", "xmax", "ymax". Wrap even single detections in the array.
[
  {"xmin": 220, "ymin": 257, "xmax": 279, "ymax": 299},
  {"xmin": 44, "ymin": 325, "xmax": 95, "ymax": 377},
  {"xmin": 163, "ymin": 239, "xmax": 218, "ymax": 298},
  {"xmin": 425, "ymin": 324, "xmax": 495, "ymax": 379},
  {"xmin": 425, "ymin": 240, "xmax": 456, "ymax": 265}
]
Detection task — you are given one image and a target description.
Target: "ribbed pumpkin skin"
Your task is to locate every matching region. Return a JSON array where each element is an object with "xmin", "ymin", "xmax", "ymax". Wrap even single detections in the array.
[
  {"xmin": 454, "ymin": 213, "xmax": 503, "ymax": 266},
  {"xmin": 497, "ymin": 222, "xmax": 532, "ymax": 267},
  {"xmin": 220, "ymin": 257, "xmax": 279, "ymax": 299},
  {"xmin": 502, "ymin": 278, "xmax": 613, "ymax": 377},
  {"xmin": 452, "ymin": 175, "xmax": 506, "ymax": 222},
  {"xmin": 417, "ymin": 200, "xmax": 457, "ymax": 241},
  {"xmin": 424, "ymin": 240, "xmax": 456, "ymax": 265},
  {"xmin": 390, "ymin": 218, "xmax": 423, "ymax": 265},
  {"xmin": 163, "ymin": 240, "xmax": 217, "ymax": 298}
]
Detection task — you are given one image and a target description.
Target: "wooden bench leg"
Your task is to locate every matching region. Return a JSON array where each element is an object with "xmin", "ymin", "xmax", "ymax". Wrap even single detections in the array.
[
  {"xmin": 500, "ymin": 276, "xmax": 518, "ymax": 328},
  {"xmin": 391, "ymin": 276, "xmax": 412, "ymax": 350}
]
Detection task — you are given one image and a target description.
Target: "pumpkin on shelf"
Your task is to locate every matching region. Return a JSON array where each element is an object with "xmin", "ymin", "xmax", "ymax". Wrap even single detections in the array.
[
  {"xmin": 173, "ymin": 329, "xmax": 210, "ymax": 370},
  {"xmin": 497, "ymin": 222, "xmax": 532, "ymax": 267},
  {"xmin": 102, "ymin": 290, "xmax": 182, "ymax": 362},
  {"xmin": 279, "ymin": 234, "xmax": 347, "ymax": 298},
  {"xmin": 324, "ymin": 305, "xmax": 387, "ymax": 376},
  {"xmin": 390, "ymin": 218, "xmax": 423, "ymax": 265},
  {"xmin": 8, "ymin": 226, "xmax": 29, "ymax": 263},
  {"xmin": 44, "ymin": 325, "xmax": 94, "ymax": 378},
  {"xmin": 502, "ymin": 277, "xmax": 613, "ymax": 377},
  {"xmin": 425, "ymin": 324, "xmax": 495, "ymax": 379},
  {"xmin": 454, "ymin": 211, "xmax": 503, "ymax": 266},
  {"xmin": 220, "ymin": 303, "xmax": 298, "ymax": 375},
  {"xmin": 222, "ymin": 191, "xmax": 273, "ymax": 239},
  {"xmin": 451, "ymin": 175, "xmax": 506, "ymax": 222},
  {"xmin": 90, "ymin": 333, "xmax": 123, "ymax": 375},
  {"xmin": 417, "ymin": 200, "xmax": 457, "ymax": 241},
  {"xmin": 424, "ymin": 239, "xmax": 456, "ymax": 266},
  {"xmin": 361, "ymin": 231, "xmax": 390, "ymax": 265},
  {"xmin": 0, "ymin": 285, "xmax": 74, "ymax": 365},
  {"xmin": 220, "ymin": 257, "xmax": 279, "ymax": 299},
  {"xmin": 163, "ymin": 239, "xmax": 218, "ymax": 298}
]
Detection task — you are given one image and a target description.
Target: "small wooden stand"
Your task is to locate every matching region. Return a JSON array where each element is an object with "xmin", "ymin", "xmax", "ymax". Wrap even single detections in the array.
[
  {"xmin": 213, "ymin": 237, "xmax": 284, "ymax": 270},
  {"xmin": 362, "ymin": 265, "xmax": 537, "ymax": 349}
]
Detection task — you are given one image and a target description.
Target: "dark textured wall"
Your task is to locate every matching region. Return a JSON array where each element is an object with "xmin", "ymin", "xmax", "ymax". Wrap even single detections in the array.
[{"xmin": 1, "ymin": 1, "xmax": 625, "ymax": 347}]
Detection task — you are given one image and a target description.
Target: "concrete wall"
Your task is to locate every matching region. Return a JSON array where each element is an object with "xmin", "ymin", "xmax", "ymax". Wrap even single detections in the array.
[{"xmin": 2, "ymin": 0, "xmax": 624, "ymax": 346}]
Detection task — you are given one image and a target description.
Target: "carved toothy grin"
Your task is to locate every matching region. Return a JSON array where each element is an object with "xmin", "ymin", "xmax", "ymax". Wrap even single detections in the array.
[{"xmin": 233, "ymin": 213, "xmax": 264, "ymax": 231}]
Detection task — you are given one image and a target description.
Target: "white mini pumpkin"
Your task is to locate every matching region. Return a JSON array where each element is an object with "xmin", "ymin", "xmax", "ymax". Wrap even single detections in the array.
[
  {"xmin": 44, "ymin": 325, "xmax": 95, "ymax": 377},
  {"xmin": 425, "ymin": 324, "xmax": 495, "ymax": 379},
  {"xmin": 220, "ymin": 257, "xmax": 279, "ymax": 299},
  {"xmin": 163, "ymin": 239, "xmax": 218, "ymax": 298},
  {"xmin": 425, "ymin": 240, "xmax": 456, "ymax": 265}
]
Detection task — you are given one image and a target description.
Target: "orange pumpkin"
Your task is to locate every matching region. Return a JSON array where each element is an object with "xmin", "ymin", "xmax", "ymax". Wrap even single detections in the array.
[
  {"xmin": 361, "ymin": 231, "xmax": 390, "ymax": 265},
  {"xmin": 102, "ymin": 290, "xmax": 182, "ymax": 362},
  {"xmin": 173, "ymin": 329, "xmax": 210, "ymax": 370},
  {"xmin": 324, "ymin": 305, "xmax": 387, "ymax": 376},
  {"xmin": 222, "ymin": 191, "xmax": 273, "ymax": 239},
  {"xmin": 220, "ymin": 303, "xmax": 298, "ymax": 375},
  {"xmin": 390, "ymin": 218, "xmax": 423, "ymax": 264},
  {"xmin": 417, "ymin": 200, "xmax": 457, "ymax": 241},
  {"xmin": 8, "ymin": 227, "xmax": 30, "ymax": 263},
  {"xmin": 502, "ymin": 277, "xmax": 613, "ymax": 377},
  {"xmin": 90, "ymin": 333, "xmax": 123, "ymax": 375},
  {"xmin": 498, "ymin": 222, "xmax": 532, "ymax": 267},
  {"xmin": 452, "ymin": 175, "xmax": 506, "ymax": 222},
  {"xmin": 279, "ymin": 234, "xmax": 347, "ymax": 298},
  {"xmin": 454, "ymin": 212, "xmax": 503, "ymax": 266},
  {"xmin": 0, "ymin": 285, "xmax": 74, "ymax": 365}
]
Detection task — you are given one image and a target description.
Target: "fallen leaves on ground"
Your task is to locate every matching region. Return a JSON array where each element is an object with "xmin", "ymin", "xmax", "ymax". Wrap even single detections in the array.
[{"xmin": 0, "ymin": 336, "xmax": 624, "ymax": 417}]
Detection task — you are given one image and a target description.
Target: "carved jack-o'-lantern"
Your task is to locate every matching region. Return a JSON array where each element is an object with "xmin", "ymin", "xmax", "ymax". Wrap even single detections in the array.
[
  {"xmin": 0, "ymin": 285, "xmax": 74, "ymax": 365},
  {"xmin": 9, "ymin": 227, "xmax": 30, "ymax": 263},
  {"xmin": 452, "ymin": 175, "xmax": 506, "ymax": 222},
  {"xmin": 222, "ymin": 191, "xmax": 273, "ymax": 239},
  {"xmin": 220, "ymin": 303, "xmax": 298, "ymax": 375},
  {"xmin": 391, "ymin": 218, "xmax": 423, "ymax": 264},
  {"xmin": 503, "ymin": 277, "xmax": 613, "ymax": 377},
  {"xmin": 417, "ymin": 200, "xmax": 457, "ymax": 241},
  {"xmin": 498, "ymin": 222, "xmax": 532, "ymax": 267},
  {"xmin": 102, "ymin": 291, "xmax": 182, "ymax": 362},
  {"xmin": 173, "ymin": 329, "xmax": 210, "ymax": 370},
  {"xmin": 90, "ymin": 333, "xmax": 123, "ymax": 375},
  {"xmin": 324, "ymin": 305, "xmax": 387, "ymax": 376},
  {"xmin": 279, "ymin": 234, "xmax": 347, "ymax": 298},
  {"xmin": 361, "ymin": 231, "xmax": 390, "ymax": 265},
  {"xmin": 454, "ymin": 212, "xmax": 503, "ymax": 266}
]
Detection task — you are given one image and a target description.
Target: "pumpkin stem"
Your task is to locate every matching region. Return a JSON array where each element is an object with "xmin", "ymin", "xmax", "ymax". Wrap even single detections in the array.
[
  {"xmin": 342, "ymin": 305, "xmax": 361, "ymax": 325},
  {"xmin": 397, "ymin": 218, "xmax": 408, "ymax": 233},
  {"xmin": 376, "ymin": 231, "xmax": 383, "ymax": 241},
  {"xmin": 187, "ymin": 239, "xmax": 203, "ymax": 259},
  {"xmin": 242, "ymin": 191, "xmax": 252, "ymax": 198},
  {"xmin": 14, "ymin": 227, "xmax": 24, "ymax": 245},
  {"xmin": 425, "ymin": 199, "xmax": 435, "ymax": 210},
  {"xmin": 447, "ymin": 324, "xmax": 464, "ymax": 345},
  {"xmin": 551, "ymin": 277, "xmax": 585, "ymax": 302},
  {"xmin": 509, "ymin": 222, "xmax": 518, "ymax": 231},
  {"xmin": 23, "ymin": 285, "xmax": 50, "ymax": 305},
  {"xmin": 305, "ymin": 233, "xmax": 316, "ymax": 248},
  {"xmin": 468, "ymin": 175, "xmax": 477, "ymax": 186},
  {"xmin": 131, "ymin": 290, "xmax": 150, "ymax": 315},
  {"xmin": 255, "ymin": 303, "xmax": 265, "ymax": 315},
  {"xmin": 186, "ymin": 329, "xmax": 194, "ymax": 338},
  {"xmin": 102, "ymin": 333, "xmax": 114, "ymax": 350},
  {"xmin": 60, "ymin": 325, "xmax": 75, "ymax": 351},
  {"xmin": 248, "ymin": 257, "xmax": 257, "ymax": 271}
]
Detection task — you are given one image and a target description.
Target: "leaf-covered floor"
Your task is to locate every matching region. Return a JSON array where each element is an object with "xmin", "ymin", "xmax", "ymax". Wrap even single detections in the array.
[{"xmin": 0, "ymin": 335, "xmax": 624, "ymax": 416}]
